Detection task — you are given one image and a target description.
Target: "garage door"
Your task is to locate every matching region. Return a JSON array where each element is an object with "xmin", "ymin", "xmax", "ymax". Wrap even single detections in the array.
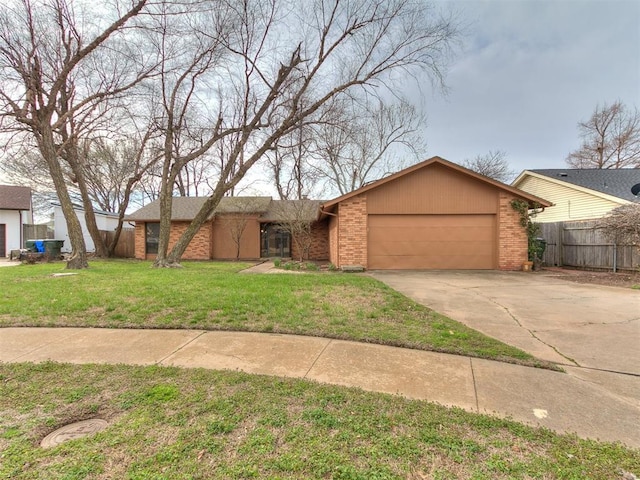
[{"xmin": 368, "ymin": 214, "xmax": 495, "ymax": 269}]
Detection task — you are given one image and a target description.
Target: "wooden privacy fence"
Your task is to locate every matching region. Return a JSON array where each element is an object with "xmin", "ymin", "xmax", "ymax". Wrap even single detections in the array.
[
  {"xmin": 23, "ymin": 224, "xmax": 53, "ymax": 242},
  {"xmin": 539, "ymin": 220, "xmax": 639, "ymax": 272},
  {"xmin": 100, "ymin": 229, "xmax": 135, "ymax": 258}
]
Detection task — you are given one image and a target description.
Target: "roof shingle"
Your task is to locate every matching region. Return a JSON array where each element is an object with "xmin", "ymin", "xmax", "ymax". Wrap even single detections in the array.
[
  {"xmin": 530, "ymin": 169, "xmax": 640, "ymax": 202},
  {"xmin": 125, "ymin": 196, "xmax": 273, "ymax": 221},
  {"xmin": 0, "ymin": 185, "xmax": 31, "ymax": 210}
]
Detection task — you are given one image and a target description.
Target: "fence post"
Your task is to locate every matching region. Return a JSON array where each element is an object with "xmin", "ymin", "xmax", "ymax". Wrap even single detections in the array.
[
  {"xmin": 613, "ymin": 243, "xmax": 617, "ymax": 273},
  {"xmin": 556, "ymin": 222, "xmax": 563, "ymax": 267}
]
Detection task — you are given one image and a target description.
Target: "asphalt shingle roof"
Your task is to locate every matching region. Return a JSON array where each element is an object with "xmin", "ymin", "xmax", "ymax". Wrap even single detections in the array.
[
  {"xmin": 0, "ymin": 185, "xmax": 31, "ymax": 210},
  {"xmin": 260, "ymin": 200, "xmax": 322, "ymax": 222},
  {"xmin": 530, "ymin": 169, "xmax": 640, "ymax": 202},
  {"xmin": 126, "ymin": 196, "xmax": 274, "ymax": 221}
]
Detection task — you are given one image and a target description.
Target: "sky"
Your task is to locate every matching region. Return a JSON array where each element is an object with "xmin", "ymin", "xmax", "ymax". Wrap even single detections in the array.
[
  {"xmin": 2, "ymin": 0, "xmax": 638, "ymax": 194},
  {"xmin": 418, "ymin": 0, "xmax": 640, "ymax": 177}
]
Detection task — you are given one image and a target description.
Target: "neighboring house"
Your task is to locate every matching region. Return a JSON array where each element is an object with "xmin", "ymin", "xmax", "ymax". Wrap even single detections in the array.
[
  {"xmin": 0, "ymin": 185, "xmax": 33, "ymax": 257},
  {"xmin": 512, "ymin": 169, "xmax": 639, "ymax": 222},
  {"xmin": 126, "ymin": 157, "xmax": 551, "ymax": 270},
  {"xmin": 321, "ymin": 156, "xmax": 551, "ymax": 270},
  {"xmin": 125, "ymin": 196, "xmax": 328, "ymax": 261},
  {"xmin": 53, "ymin": 202, "xmax": 123, "ymax": 253}
]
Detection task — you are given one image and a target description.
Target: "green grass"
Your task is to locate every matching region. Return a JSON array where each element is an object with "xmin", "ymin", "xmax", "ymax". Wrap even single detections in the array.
[
  {"xmin": 0, "ymin": 362, "xmax": 637, "ymax": 480},
  {"xmin": 0, "ymin": 260, "xmax": 550, "ymax": 367}
]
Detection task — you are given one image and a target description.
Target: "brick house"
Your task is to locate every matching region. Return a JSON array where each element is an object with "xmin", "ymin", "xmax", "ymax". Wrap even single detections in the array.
[
  {"xmin": 126, "ymin": 196, "xmax": 329, "ymax": 262},
  {"xmin": 126, "ymin": 156, "xmax": 551, "ymax": 270},
  {"xmin": 320, "ymin": 156, "xmax": 551, "ymax": 270}
]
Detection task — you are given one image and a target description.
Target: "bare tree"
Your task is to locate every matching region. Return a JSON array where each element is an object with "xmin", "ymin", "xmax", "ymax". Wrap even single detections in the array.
[
  {"xmin": 313, "ymin": 96, "xmax": 426, "ymax": 195},
  {"xmin": 0, "ymin": 0, "xmax": 150, "ymax": 268},
  {"xmin": 272, "ymin": 200, "xmax": 319, "ymax": 262},
  {"xmin": 566, "ymin": 101, "xmax": 640, "ymax": 169},
  {"xmin": 151, "ymin": 0, "xmax": 458, "ymax": 267},
  {"xmin": 462, "ymin": 150, "xmax": 514, "ymax": 183},
  {"xmin": 597, "ymin": 203, "xmax": 640, "ymax": 246},
  {"xmin": 267, "ymin": 110, "xmax": 322, "ymax": 200}
]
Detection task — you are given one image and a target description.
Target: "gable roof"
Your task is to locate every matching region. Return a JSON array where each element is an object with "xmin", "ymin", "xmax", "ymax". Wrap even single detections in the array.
[
  {"xmin": 320, "ymin": 156, "xmax": 552, "ymax": 214},
  {"xmin": 125, "ymin": 196, "xmax": 274, "ymax": 222},
  {"xmin": 513, "ymin": 169, "xmax": 640, "ymax": 203},
  {"xmin": 0, "ymin": 185, "xmax": 31, "ymax": 211}
]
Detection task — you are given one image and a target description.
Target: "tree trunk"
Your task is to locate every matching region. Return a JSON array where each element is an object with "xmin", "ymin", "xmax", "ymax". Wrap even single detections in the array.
[
  {"xmin": 38, "ymin": 130, "xmax": 89, "ymax": 269},
  {"xmin": 153, "ymin": 185, "xmax": 178, "ymax": 267},
  {"xmin": 164, "ymin": 191, "xmax": 224, "ymax": 265},
  {"xmin": 73, "ymin": 167, "xmax": 109, "ymax": 258}
]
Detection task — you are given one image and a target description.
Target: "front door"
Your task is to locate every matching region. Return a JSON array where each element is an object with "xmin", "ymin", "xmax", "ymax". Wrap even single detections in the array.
[
  {"xmin": 260, "ymin": 224, "xmax": 291, "ymax": 258},
  {"xmin": 0, "ymin": 224, "xmax": 5, "ymax": 257}
]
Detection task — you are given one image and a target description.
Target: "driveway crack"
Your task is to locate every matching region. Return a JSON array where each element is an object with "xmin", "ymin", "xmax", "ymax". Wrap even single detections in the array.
[{"xmin": 487, "ymin": 298, "xmax": 581, "ymax": 367}]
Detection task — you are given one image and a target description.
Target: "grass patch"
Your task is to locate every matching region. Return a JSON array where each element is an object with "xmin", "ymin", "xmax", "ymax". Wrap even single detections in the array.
[
  {"xmin": 0, "ymin": 362, "xmax": 637, "ymax": 479},
  {"xmin": 0, "ymin": 260, "xmax": 552, "ymax": 368}
]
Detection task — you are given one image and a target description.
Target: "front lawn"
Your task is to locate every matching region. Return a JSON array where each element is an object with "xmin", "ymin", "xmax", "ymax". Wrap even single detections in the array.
[
  {"xmin": 1, "ymin": 362, "xmax": 637, "ymax": 479},
  {"xmin": 0, "ymin": 260, "xmax": 549, "ymax": 367}
]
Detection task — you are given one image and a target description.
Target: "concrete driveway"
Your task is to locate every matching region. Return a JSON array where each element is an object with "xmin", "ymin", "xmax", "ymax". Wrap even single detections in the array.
[{"xmin": 369, "ymin": 270, "xmax": 640, "ymax": 376}]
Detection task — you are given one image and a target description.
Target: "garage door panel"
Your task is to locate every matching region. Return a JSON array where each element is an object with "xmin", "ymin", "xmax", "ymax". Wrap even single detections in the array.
[
  {"xmin": 368, "ymin": 214, "xmax": 495, "ymax": 270},
  {"xmin": 369, "ymin": 254, "xmax": 494, "ymax": 270}
]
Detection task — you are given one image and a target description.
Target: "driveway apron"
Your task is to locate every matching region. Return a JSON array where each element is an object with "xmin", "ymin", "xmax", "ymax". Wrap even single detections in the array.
[{"xmin": 369, "ymin": 270, "xmax": 640, "ymax": 375}]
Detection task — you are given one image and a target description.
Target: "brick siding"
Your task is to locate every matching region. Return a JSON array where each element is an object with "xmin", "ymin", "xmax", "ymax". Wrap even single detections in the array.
[
  {"xmin": 290, "ymin": 220, "xmax": 329, "ymax": 261},
  {"xmin": 337, "ymin": 195, "xmax": 367, "ymax": 268},
  {"xmin": 134, "ymin": 223, "xmax": 145, "ymax": 259},
  {"xmin": 498, "ymin": 192, "xmax": 528, "ymax": 270},
  {"xmin": 135, "ymin": 221, "xmax": 212, "ymax": 260}
]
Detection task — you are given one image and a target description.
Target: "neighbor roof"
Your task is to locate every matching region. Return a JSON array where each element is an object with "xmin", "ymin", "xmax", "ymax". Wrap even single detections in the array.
[
  {"xmin": 0, "ymin": 185, "xmax": 31, "ymax": 210},
  {"xmin": 125, "ymin": 196, "xmax": 273, "ymax": 221},
  {"xmin": 523, "ymin": 169, "xmax": 640, "ymax": 202},
  {"xmin": 320, "ymin": 156, "xmax": 552, "ymax": 215}
]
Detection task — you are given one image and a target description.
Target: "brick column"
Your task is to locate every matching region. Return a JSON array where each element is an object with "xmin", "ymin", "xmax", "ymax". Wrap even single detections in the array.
[
  {"xmin": 337, "ymin": 195, "xmax": 367, "ymax": 268},
  {"xmin": 498, "ymin": 193, "xmax": 528, "ymax": 270}
]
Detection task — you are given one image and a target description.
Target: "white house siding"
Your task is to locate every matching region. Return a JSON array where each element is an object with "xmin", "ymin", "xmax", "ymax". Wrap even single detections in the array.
[
  {"xmin": 0, "ymin": 210, "xmax": 28, "ymax": 255},
  {"xmin": 516, "ymin": 176, "xmax": 624, "ymax": 223},
  {"xmin": 53, "ymin": 205, "xmax": 121, "ymax": 252}
]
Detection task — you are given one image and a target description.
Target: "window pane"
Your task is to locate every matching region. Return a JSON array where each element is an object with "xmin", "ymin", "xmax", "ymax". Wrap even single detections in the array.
[{"xmin": 146, "ymin": 223, "xmax": 160, "ymax": 254}]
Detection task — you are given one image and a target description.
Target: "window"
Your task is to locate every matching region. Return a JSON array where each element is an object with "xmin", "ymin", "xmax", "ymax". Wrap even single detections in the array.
[{"xmin": 145, "ymin": 223, "xmax": 160, "ymax": 254}]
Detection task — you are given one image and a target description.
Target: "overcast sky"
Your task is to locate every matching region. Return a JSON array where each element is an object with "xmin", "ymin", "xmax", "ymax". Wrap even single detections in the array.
[{"xmin": 420, "ymin": 0, "xmax": 640, "ymax": 177}]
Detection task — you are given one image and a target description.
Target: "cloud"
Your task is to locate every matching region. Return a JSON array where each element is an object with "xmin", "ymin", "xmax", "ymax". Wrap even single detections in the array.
[{"xmin": 423, "ymin": 0, "xmax": 640, "ymax": 172}]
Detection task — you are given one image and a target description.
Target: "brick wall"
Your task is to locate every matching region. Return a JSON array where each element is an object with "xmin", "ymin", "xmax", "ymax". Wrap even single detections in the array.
[
  {"xmin": 337, "ymin": 195, "xmax": 367, "ymax": 268},
  {"xmin": 291, "ymin": 220, "xmax": 329, "ymax": 261},
  {"xmin": 328, "ymin": 216, "xmax": 338, "ymax": 266},
  {"xmin": 135, "ymin": 221, "xmax": 212, "ymax": 260},
  {"xmin": 134, "ymin": 223, "xmax": 145, "ymax": 259},
  {"xmin": 169, "ymin": 221, "xmax": 211, "ymax": 260},
  {"xmin": 498, "ymin": 193, "xmax": 528, "ymax": 270}
]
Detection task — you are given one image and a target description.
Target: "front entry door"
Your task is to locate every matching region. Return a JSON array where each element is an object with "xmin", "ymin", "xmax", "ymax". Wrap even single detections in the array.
[
  {"xmin": 0, "ymin": 224, "xmax": 5, "ymax": 257},
  {"xmin": 260, "ymin": 224, "xmax": 291, "ymax": 258}
]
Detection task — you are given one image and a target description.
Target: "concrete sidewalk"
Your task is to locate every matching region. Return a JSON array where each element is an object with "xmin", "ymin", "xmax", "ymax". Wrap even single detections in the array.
[{"xmin": 1, "ymin": 327, "xmax": 638, "ymax": 447}]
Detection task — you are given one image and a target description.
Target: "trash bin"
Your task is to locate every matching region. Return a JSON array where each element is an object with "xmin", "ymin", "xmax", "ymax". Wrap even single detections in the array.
[
  {"xmin": 26, "ymin": 239, "xmax": 46, "ymax": 253},
  {"xmin": 44, "ymin": 240, "xmax": 64, "ymax": 259}
]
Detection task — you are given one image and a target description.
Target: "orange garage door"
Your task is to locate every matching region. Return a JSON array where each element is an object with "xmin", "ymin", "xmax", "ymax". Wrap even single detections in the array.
[{"xmin": 368, "ymin": 214, "xmax": 496, "ymax": 269}]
